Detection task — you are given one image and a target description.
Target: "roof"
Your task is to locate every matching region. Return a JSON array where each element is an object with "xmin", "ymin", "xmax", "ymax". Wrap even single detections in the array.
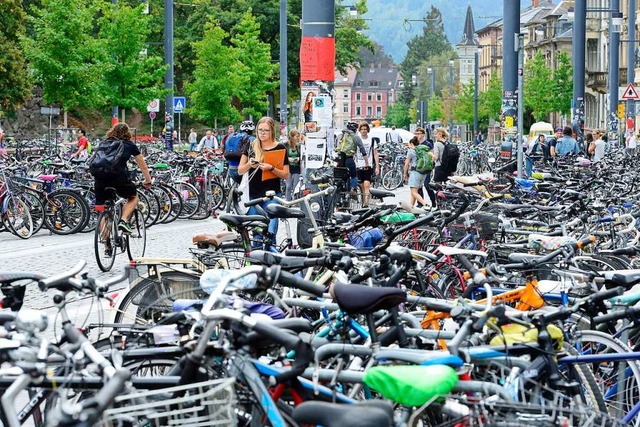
[
  {"xmin": 458, "ymin": 5, "xmax": 478, "ymax": 46},
  {"xmin": 334, "ymin": 67, "xmax": 358, "ymax": 86},
  {"xmin": 353, "ymin": 65, "xmax": 400, "ymax": 90}
]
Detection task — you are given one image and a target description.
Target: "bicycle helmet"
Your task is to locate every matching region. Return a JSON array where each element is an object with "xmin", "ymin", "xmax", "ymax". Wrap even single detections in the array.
[
  {"xmin": 346, "ymin": 122, "xmax": 358, "ymax": 132},
  {"xmin": 240, "ymin": 120, "xmax": 255, "ymax": 133}
]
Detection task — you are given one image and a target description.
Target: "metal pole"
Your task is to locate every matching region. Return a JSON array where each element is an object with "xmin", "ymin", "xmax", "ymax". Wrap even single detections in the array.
[
  {"xmin": 609, "ymin": 2, "xmax": 621, "ymax": 148},
  {"xmin": 474, "ymin": 50, "xmax": 479, "ymax": 135},
  {"xmin": 502, "ymin": 0, "xmax": 519, "ymax": 138},
  {"xmin": 517, "ymin": 34, "xmax": 524, "ymax": 179},
  {"xmin": 164, "ymin": 0, "xmax": 174, "ymax": 123},
  {"xmin": 280, "ymin": 0, "xmax": 288, "ymax": 134},
  {"xmin": 111, "ymin": 0, "xmax": 119, "ymax": 126},
  {"xmin": 430, "ymin": 70, "xmax": 435, "ymax": 99},
  {"xmin": 449, "ymin": 60, "xmax": 454, "ymax": 136},
  {"xmin": 627, "ymin": 0, "xmax": 636, "ymax": 132},
  {"xmin": 572, "ymin": 0, "xmax": 586, "ymax": 146}
]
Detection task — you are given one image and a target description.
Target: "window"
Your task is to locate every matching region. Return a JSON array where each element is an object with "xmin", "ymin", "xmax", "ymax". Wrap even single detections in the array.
[
  {"xmin": 369, "ymin": 81, "xmax": 379, "ymax": 88},
  {"xmin": 343, "ymin": 103, "xmax": 349, "ymax": 113},
  {"xmin": 356, "ymin": 80, "xmax": 362, "ymax": 87},
  {"xmin": 356, "ymin": 93, "xmax": 361, "ymax": 101},
  {"xmin": 376, "ymin": 106, "xmax": 382, "ymax": 118},
  {"xmin": 398, "ymin": 81, "xmax": 405, "ymax": 88},
  {"xmin": 356, "ymin": 105, "xmax": 361, "ymax": 116},
  {"xmin": 343, "ymin": 89, "xmax": 349, "ymax": 98},
  {"xmin": 367, "ymin": 106, "xmax": 372, "ymax": 116},
  {"xmin": 587, "ymin": 39, "xmax": 598, "ymax": 71},
  {"xmin": 376, "ymin": 93, "xmax": 382, "ymax": 101},
  {"xmin": 367, "ymin": 92, "xmax": 373, "ymax": 101}
]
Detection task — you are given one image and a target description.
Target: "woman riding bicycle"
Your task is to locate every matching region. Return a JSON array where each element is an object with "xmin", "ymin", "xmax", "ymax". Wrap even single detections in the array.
[{"xmin": 238, "ymin": 117, "xmax": 290, "ymax": 238}]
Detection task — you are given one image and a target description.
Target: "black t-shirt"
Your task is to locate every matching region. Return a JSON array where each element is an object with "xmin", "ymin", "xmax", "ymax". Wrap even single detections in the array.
[
  {"xmin": 95, "ymin": 138, "xmax": 140, "ymax": 181},
  {"xmin": 245, "ymin": 142, "xmax": 290, "ymax": 199}
]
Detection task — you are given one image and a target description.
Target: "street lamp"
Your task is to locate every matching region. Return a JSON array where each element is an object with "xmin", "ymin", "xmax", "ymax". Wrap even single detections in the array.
[
  {"xmin": 427, "ymin": 67, "xmax": 435, "ymax": 99},
  {"xmin": 474, "ymin": 46, "xmax": 482, "ymax": 137},
  {"xmin": 412, "ymin": 73, "xmax": 426, "ymax": 127},
  {"xmin": 449, "ymin": 59, "xmax": 454, "ymax": 136}
]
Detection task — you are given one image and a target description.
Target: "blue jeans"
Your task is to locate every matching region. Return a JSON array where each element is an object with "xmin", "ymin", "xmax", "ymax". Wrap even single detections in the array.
[
  {"xmin": 525, "ymin": 156, "xmax": 541, "ymax": 177},
  {"xmin": 189, "ymin": 142, "xmax": 197, "ymax": 151},
  {"xmin": 247, "ymin": 197, "xmax": 280, "ymax": 247},
  {"xmin": 346, "ymin": 157, "xmax": 358, "ymax": 190}
]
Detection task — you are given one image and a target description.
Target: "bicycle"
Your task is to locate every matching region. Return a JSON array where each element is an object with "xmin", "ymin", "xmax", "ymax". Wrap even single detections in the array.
[{"xmin": 94, "ymin": 187, "xmax": 147, "ymax": 272}]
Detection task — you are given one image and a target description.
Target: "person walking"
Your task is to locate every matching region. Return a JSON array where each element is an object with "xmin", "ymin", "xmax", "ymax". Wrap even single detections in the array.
[
  {"xmin": 403, "ymin": 137, "xmax": 430, "ymax": 211},
  {"xmin": 337, "ymin": 122, "xmax": 369, "ymax": 195},
  {"xmin": 70, "ymin": 129, "xmax": 90, "ymax": 159},
  {"xmin": 197, "ymin": 130, "xmax": 218, "ymax": 152},
  {"xmin": 285, "ymin": 130, "xmax": 303, "ymax": 201},
  {"xmin": 525, "ymin": 134, "xmax": 546, "ymax": 176},
  {"xmin": 625, "ymin": 129, "xmax": 637, "ymax": 157},
  {"xmin": 589, "ymin": 129, "xmax": 606, "ymax": 162},
  {"xmin": 220, "ymin": 124, "xmax": 235, "ymax": 152},
  {"xmin": 414, "ymin": 127, "xmax": 436, "ymax": 208},
  {"xmin": 551, "ymin": 126, "xmax": 579, "ymax": 157},
  {"xmin": 238, "ymin": 117, "xmax": 290, "ymax": 238},
  {"xmin": 356, "ymin": 122, "xmax": 379, "ymax": 206},
  {"xmin": 433, "ymin": 127, "xmax": 451, "ymax": 183},
  {"xmin": 188, "ymin": 128, "xmax": 198, "ymax": 151}
]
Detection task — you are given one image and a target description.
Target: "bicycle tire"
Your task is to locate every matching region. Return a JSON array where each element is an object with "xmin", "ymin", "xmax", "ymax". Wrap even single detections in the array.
[
  {"xmin": 138, "ymin": 188, "xmax": 161, "ymax": 227},
  {"xmin": 3, "ymin": 196, "xmax": 34, "ymax": 239},
  {"xmin": 176, "ymin": 181, "xmax": 201, "ymax": 219},
  {"xmin": 44, "ymin": 189, "xmax": 89, "ymax": 235},
  {"xmin": 561, "ymin": 343, "xmax": 608, "ymax": 413},
  {"xmin": 126, "ymin": 208, "xmax": 147, "ymax": 261},
  {"xmin": 94, "ymin": 211, "xmax": 117, "ymax": 272},
  {"xmin": 160, "ymin": 184, "xmax": 182, "ymax": 224},
  {"xmin": 571, "ymin": 329, "xmax": 640, "ymax": 426},
  {"xmin": 381, "ymin": 169, "xmax": 402, "ymax": 190},
  {"xmin": 16, "ymin": 189, "xmax": 46, "ymax": 235},
  {"xmin": 152, "ymin": 186, "xmax": 173, "ymax": 224}
]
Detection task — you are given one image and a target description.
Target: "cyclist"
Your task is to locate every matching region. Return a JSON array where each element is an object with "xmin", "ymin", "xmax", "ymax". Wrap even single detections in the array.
[
  {"xmin": 337, "ymin": 121, "xmax": 368, "ymax": 196},
  {"xmin": 224, "ymin": 121, "xmax": 255, "ymax": 184},
  {"xmin": 92, "ymin": 123, "xmax": 152, "ymax": 236}
]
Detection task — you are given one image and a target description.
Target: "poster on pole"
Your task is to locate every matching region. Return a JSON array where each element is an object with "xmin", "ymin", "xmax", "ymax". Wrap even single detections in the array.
[
  {"xmin": 304, "ymin": 128, "xmax": 327, "ymax": 170},
  {"xmin": 301, "ymin": 85, "xmax": 320, "ymax": 126},
  {"xmin": 312, "ymin": 94, "xmax": 333, "ymax": 130}
]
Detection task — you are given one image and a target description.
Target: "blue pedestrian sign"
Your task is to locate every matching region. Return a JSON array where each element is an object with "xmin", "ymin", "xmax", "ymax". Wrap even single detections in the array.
[{"xmin": 173, "ymin": 97, "xmax": 186, "ymax": 113}]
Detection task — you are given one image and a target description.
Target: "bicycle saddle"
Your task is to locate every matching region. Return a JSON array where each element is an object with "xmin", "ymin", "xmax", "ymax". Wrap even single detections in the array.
[
  {"xmin": 264, "ymin": 204, "xmax": 305, "ymax": 219},
  {"xmin": 292, "ymin": 400, "xmax": 394, "ymax": 427},
  {"xmin": 218, "ymin": 214, "xmax": 269, "ymax": 229},
  {"xmin": 600, "ymin": 270, "xmax": 640, "ymax": 288},
  {"xmin": 369, "ymin": 188, "xmax": 395, "ymax": 199},
  {"xmin": 330, "ymin": 282, "xmax": 406, "ymax": 315},
  {"xmin": 192, "ymin": 230, "xmax": 238, "ymax": 247}
]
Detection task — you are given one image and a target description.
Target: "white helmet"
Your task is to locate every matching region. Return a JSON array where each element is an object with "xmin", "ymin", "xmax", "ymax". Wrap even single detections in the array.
[{"xmin": 240, "ymin": 120, "xmax": 255, "ymax": 133}]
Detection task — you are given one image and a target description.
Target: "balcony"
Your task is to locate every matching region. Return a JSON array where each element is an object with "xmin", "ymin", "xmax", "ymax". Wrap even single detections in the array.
[{"xmin": 586, "ymin": 69, "xmax": 628, "ymax": 94}]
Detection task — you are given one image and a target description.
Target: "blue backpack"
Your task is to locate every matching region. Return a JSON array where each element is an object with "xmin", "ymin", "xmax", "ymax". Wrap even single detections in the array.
[{"xmin": 224, "ymin": 132, "xmax": 252, "ymax": 161}]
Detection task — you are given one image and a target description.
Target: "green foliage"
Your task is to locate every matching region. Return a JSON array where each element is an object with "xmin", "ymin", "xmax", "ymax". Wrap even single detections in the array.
[
  {"xmin": 335, "ymin": 0, "xmax": 375, "ymax": 74},
  {"xmin": 97, "ymin": 2, "xmax": 167, "ymax": 115},
  {"xmin": 524, "ymin": 52, "xmax": 553, "ymax": 121},
  {"xmin": 453, "ymin": 79, "xmax": 475, "ymax": 125},
  {"xmin": 384, "ymin": 102, "xmax": 410, "ymax": 128},
  {"xmin": 22, "ymin": 0, "xmax": 105, "ymax": 111},
  {"xmin": 186, "ymin": 20, "xmax": 243, "ymax": 124},
  {"xmin": 399, "ymin": 6, "xmax": 452, "ymax": 104},
  {"xmin": 479, "ymin": 73, "xmax": 502, "ymax": 127},
  {"xmin": 231, "ymin": 10, "xmax": 278, "ymax": 118},
  {"xmin": 551, "ymin": 52, "xmax": 572, "ymax": 116},
  {"xmin": 428, "ymin": 96, "xmax": 444, "ymax": 122},
  {"xmin": 0, "ymin": 0, "xmax": 32, "ymax": 113}
]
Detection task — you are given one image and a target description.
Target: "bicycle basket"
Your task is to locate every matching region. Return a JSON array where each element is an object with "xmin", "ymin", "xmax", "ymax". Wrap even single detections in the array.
[
  {"xmin": 474, "ymin": 212, "xmax": 501, "ymax": 240},
  {"xmin": 101, "ymin": 378, "xmax": 236, "ymax": 427},
  {"xmin": 332, "ymin": 167, "xmax": 350, "ymax": 181}
]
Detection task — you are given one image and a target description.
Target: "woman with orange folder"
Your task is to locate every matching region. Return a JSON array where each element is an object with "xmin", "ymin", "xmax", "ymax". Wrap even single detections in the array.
[{"xmin": 238, "ymin": 117, "xmax": 290, "ymax": 238}]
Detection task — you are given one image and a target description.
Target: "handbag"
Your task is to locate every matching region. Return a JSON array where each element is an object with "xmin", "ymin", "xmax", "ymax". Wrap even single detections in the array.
[{"xmin": 237, "ymin": 168, "xmax": 258, "ymax": 214}]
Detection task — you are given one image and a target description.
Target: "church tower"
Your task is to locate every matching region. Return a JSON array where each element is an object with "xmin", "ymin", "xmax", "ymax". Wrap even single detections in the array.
[{"xmin": 456, "ymin": 5, "xmax": 479, "ymax": 85}]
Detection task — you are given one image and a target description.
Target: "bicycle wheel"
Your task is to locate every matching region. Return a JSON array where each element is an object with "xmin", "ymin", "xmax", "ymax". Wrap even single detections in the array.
[
  {"xmin": 176, "ymin": 182, "xmax": 201, "ymax": 219},
  {"xmin": 152, "ymin": 186, "xmax": 173, "ymax": 224},
  {"xmin": 160, "ymin": 184, "xmax": 183, "ymax": 224},
  {"xmin": 138, "ymin": 188, "xmax": 161, "ymax": 227},
  {"xmin": 94, "ymin": 211, "xmax": 117, "ymax": 272},
  {"xmin": 2, "ymin": 196, "xmax": 34, "ymax": 239},
  {"xmin": 45, "ymin": 189, "xmax": 89, "ymax": 235},
  {"xmin": 17, "ymin": 190, "xmax": 46, "ymax": 235},
  {"xmin": 208, "ymin": 180, "xmax": 225, "ymax": 211},
  {"xmin": 126, "ymin": 208, "xmax": 147, "ymax": 261},
  {"xmin": 570, "ymin": 330, "xmax": 640, "ymax": 426},
  {"xmin": 381, "ymin": 168, "xmax": 402, "ymax": 190}
]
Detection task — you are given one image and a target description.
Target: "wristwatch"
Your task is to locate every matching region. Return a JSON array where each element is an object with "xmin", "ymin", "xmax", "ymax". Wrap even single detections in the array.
[{"xmin": 271, "ymin": 165, "xmax": 275, "ymax": 171}]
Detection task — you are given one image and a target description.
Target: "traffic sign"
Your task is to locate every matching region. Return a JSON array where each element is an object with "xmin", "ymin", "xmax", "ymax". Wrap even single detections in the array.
[
  {"xmin": 147, "ymin": 99, "xmax": 160, "ymax": 112},
  {"xmin": 622, "ymin": 83, "xmax": 640, "ymax": 100},
  {"xmin": 173, "ymin": 97, "xmax": 186, "ymax": 113},
  {"xmin": 149, "ymin": 111, "xmax": 156, "ymax": 120}
]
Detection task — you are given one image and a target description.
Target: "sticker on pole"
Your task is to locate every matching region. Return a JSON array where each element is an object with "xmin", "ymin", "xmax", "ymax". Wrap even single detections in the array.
[
  {"xmin": 147, "ymin": 99, "xmax": 160, "ymax": 112},
  {"xmin": 622, "ymin": 83, "xmax": 640, "ymax": 100}
]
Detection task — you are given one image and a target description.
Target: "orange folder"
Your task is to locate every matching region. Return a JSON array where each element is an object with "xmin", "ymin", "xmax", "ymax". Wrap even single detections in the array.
[{"xmin": 262, "ymin": 149, "xmax": 286, "ymax": 181}]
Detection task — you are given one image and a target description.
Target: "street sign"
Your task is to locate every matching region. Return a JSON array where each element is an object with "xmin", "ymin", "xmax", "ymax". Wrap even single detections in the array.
[
  {"xmin": 173, "ymin": 97, "xmax": 186, "ymax": 113},
  {"xmin": 146, "ymin": 99, "xmax": 160, "ymax": 112},
  {"xmin": 149, "ymin": 112, "xmax": 156, "ymax": 120},
  {"xmin": 40, "ymin": 107, "xmax": 61, "ymax": 115},
  {"xmin": 622, "ymin": 83, "xmax": 640, "ymax": 100}
]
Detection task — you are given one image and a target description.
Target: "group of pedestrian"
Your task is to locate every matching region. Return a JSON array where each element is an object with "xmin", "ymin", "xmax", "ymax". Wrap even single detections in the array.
[{"xmin": 187, "ymin": 125, "xmax": 238, "ymax": 153}]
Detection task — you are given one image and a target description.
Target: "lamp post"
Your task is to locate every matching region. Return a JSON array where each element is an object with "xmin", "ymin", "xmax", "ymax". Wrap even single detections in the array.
[
  {"xmin": 627, "ymin": 0, "xmax": 636, "ymax": 133},
  {"xmin": 428, "ymin": 67, "xmax": 435, "ymax": 99},
  {"xmin": 474, "ymin": 46, "xmax": 482, "ymax": 137},
  {"xmin": 412, "ymin": 73, "xmax": 426, "ymax": 128},
  {"xmin": 449, "ymin": 59, "xmax": 454, "ymax": 136},
  {"xmin": 609, "ymin": 6, "xmax": 622, "ymax": 147}
]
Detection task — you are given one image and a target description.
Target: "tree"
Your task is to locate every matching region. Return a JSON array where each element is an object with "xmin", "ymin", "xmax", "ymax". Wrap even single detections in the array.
[
  {"xmin": 22, "ymin": 0, "xmax": 105, "ymax": 122},
  {"xmin": 334, "ymin": 0, "xmax": 375, "ymax": 74},
  {"xmin": 97, "ymin": 2, "xmax": 166, "ymax": 121},
  {"xmin": 453, "ymin": 79, "xmax": 475, "ymax": 125},
  {"xmin": 428, "ymin": 95, "xmax": 444, "ymax": 122},
  {"xmin": 0, "ymin": 0, "xmax": 32, "ymax": 114},
  {"xmin": 231, "ymin": 10, "xmax": 278, "ymax": 118},
  {"xmin": 524, "ymin": 51, "xmax": 553, "ymax": 121},
  {"xmin": 551, "ymin": 51, "xmax": 572, "ymax": 116},
  {"xmin": 383, "ymin": 102, "xmax": 410, "ymax": 128},
  {"xmin": 399, "ymin": 6, "xmax": 451, "ymax": 104},
  {"xmin": 479, "ymin": 73, "xmax": 502, "ymax": 129},
  {"xmin": 186, "ymin": 20, "xmax": 243, "ymax": 124}
]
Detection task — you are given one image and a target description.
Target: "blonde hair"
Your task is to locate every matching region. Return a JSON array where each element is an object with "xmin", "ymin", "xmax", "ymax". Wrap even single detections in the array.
[
  {"xmin": 288, "ymin": 129, "xmax": 300, "ymax": 151},
  {"xmin": 435, "ymin": 127, "xmax": 449, "ymax": 139},
  {"xmin": 251, "ymin": 117, "xmax": 276, "ymax": 162}
]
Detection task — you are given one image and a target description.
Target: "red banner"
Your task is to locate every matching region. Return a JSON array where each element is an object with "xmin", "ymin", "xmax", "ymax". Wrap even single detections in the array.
[{"xmin": 300, "ymin": 36, "xmax": 335, "ymax": 82}]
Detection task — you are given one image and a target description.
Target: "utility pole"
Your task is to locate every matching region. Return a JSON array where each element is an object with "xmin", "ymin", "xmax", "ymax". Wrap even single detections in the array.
[
  {"xmin": 627, "ymin": 0, "xmax": 636, "ymax": 133},
  {"xmin": 609, "ymin": 3, "xmax": 621, "ymax": 147},
  {"xmin": 279, "ymin": 0, "xmax": 288, "ymax": 136},
  {"xmin": 517, "ymin": 34, "xmax": 524, "ymax": 179},
  {"xmin": 449, "ymin": 59, "xmax": 454, "ymax": 136},
  {"xmin": 572, "ymin": 0, "xmax": 586, "ymax": 147},
  {"xmin": 111, "ymin": 0, "xmax": 118, "ymax": 126},
  {"xmin": 164, "ymin": 0, "xmax": 174, "ymax": 126},
  {"xmin": 474, "ymin": 47, "xmax": 480, "ymax": 136},
  {"xmin": 502, "ymin": 0, "xmax": 519, "ymax": 140}
]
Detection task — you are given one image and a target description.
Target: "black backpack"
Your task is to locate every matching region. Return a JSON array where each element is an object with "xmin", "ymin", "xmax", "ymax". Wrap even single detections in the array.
[
  {"xmin": 440, "ymin": 141, "xmax": 460, "ymax": 174},
  {"xmin": 89, "ymin": 139, "xmax": 127, "ymax": 178}
]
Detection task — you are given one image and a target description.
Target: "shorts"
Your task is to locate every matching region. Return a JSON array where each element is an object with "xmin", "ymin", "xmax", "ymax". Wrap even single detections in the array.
[
  {"xmin": 408, "ymin": 170, "xmax": 426, "ymax": 188},
  {"xmin": 357, "ymin": 167, "xmax": 373, "ymax": 183},
  {"xmin": 94, "ymin": 178, "xmax": 137, "ymax": 205}
]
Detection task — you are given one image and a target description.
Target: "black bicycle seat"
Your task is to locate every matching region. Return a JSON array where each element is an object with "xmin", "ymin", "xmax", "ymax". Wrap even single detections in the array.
[
  {"xmin": 218, "ymin": 214, "xmax": 269, "ymax": 229},
  {"xmin": 265, "ymin": 204, "xmax": 305, "ymax": 219},
  {"xmin": 370, "ymin": 188, "xmax": 395, "ymax": 199}
]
